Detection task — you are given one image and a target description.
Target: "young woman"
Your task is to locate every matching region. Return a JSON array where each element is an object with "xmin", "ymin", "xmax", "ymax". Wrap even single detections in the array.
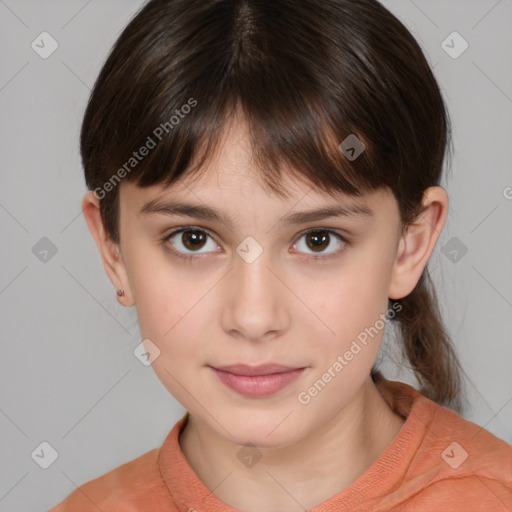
[{"xmin": 49, "ymin": 0, "xmax": 512, "ymax": 510}]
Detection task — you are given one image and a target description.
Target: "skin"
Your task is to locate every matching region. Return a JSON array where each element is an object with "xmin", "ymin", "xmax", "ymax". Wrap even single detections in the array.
[{"xmin": 83, "ymin": 113, "xmax": 449, "ymax": 511}]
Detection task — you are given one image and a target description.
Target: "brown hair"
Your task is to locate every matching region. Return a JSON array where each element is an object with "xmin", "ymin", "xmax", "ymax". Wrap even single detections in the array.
[{"xmin": 80, "ymin": 0, "xmax": 465, "ymax": 410}]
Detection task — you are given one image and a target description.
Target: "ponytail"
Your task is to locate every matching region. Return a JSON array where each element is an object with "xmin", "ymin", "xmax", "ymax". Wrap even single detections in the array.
[{"xmin": 372, "ymin": 269, "xmax": 465, "ymax": 412}]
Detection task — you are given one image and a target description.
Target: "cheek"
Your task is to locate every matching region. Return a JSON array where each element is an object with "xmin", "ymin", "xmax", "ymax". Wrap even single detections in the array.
[
  {"xmin": 300, "ymin": 268, "xmax": 390, "ymax": 409},
  {"xmin": 321, "ymin": 265, "xmax": 389, "ymax": 328},
  {"xmin": 128, "ymin": 257, "xmax": 218, "ymax": 363},
  {"xmin": 124, "ymin": 245, "xmax": 190, "ymax": 342},
  {"xmin": 309, "ymin": 255, "xmax": 392, "ymax": 369},
  {"xmin": 135, "ymin": 281, "xmax": 199, "ymax": 345}
]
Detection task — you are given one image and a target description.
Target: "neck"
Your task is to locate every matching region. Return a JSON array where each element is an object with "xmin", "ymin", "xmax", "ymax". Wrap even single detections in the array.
[{"xmin": 179, "ymin": 376, "xmax": 405, "ymax": 511}]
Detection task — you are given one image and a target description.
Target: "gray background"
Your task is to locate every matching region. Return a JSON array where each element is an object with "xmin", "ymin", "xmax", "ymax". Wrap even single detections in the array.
[{"xmin": 0, "ymin": 1, "xmax": 511, "ymax": 510}]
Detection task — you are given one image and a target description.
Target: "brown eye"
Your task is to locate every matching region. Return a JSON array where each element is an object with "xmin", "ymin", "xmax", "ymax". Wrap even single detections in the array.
[
  {"xmin": 181, "ymin": 230, "xmax": 207, "ymax": 251},
  {"xmin": 293, "ymin": 229, "xmax": 346, "ymax": 257},
  {"xmin": 165, "ymin": 228, "xmax": 220, "ymax": 257},
  {"xmin": 305, "ymin": 230, "xmax": 330, "ymax": 252}
]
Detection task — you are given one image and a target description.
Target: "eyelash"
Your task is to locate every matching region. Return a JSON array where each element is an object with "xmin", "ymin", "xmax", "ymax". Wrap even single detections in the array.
[{"xmin": 161, "ymin": 226, "xmax": 348, "ymax": 262}]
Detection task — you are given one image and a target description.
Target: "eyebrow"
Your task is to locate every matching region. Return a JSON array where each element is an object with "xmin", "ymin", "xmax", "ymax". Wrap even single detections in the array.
[{"xmin": 139, "ymin": 198, "xmax": 373, "ymax": 228}]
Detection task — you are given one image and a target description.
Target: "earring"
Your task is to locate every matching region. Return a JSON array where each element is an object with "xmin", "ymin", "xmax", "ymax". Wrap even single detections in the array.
[{"xmin": 116, "ymin": 289, "xmax": 125, "ymax": 297}]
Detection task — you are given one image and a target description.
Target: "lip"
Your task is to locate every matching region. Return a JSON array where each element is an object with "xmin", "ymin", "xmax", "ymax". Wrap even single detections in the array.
[
  {"xmin": 210, "ymin": 363, "xmax": 303, "ymax": 376},
  {"xmin": 208, "ymin": 364, "xmax": 306, "ymax": 397}
]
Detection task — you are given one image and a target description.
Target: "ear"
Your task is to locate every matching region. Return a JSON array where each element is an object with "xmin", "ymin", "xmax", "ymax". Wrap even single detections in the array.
[
  {"xmin": 389, "ymin": 186, "xmax": 448, "ymax": 300},
  {"xmin": 81, "ymin": 191, "xmax": 134, "ymax": 306}
]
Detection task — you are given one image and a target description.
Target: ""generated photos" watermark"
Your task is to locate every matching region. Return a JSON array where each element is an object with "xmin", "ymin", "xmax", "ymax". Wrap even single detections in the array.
[
  {"xmin": 297, "ymin": 301, "xmax": 402, "ymax": 405},
  {"xmin": 94, "ymin": 97, "xmax": 198, "ymax": 200}
]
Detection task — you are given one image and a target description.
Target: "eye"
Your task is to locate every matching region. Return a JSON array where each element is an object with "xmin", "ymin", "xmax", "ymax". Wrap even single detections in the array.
[
  {"xmin": 292, "ymin": 228, "xmax": 346, "ymax": 257},
  {"xmin": 162, "ymin": 226, "xmax": 347, "ymax": 261},
  {"xmin": 163, "ymin": 227, "xmax": 220, "ymax": 258}
]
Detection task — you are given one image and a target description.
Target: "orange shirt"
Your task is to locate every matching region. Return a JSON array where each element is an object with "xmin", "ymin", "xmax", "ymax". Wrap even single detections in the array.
[{"xmin": 48, "ymin": 379, "xmax": 512, "ymax": 511}]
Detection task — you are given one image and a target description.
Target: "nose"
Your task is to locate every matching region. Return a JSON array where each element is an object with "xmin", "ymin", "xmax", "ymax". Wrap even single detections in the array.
[{"xmin": 220, "ymin": 248, "xmax": 290, "ymax": 342}]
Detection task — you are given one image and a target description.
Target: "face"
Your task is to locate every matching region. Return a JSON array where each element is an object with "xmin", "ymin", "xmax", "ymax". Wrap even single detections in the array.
[{"xmin": 116, "ymin": 116, "xmax": 403, "ymax": 448}]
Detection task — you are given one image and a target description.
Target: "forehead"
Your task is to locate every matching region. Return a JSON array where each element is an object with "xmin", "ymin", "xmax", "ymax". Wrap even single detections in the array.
[
  {"xmin": 119, "ymin": 111, "xmax": 398, "ymax": 223},
  {"xmin": 123, "ymin": 113, "xmax": 333, "ymax": 200},
  {"xmin": 121, "ymin": 177, "xmax": 398, "ymax": 236}
]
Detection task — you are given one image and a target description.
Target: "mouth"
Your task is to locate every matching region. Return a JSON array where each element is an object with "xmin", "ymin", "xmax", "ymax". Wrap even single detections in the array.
[
  {"xmin": 208, "ymin": 364, "xmax": 306, "ymax": 397},
  {"xmin": 209, "ymin": 363, "xmax": 305, "ymax": 376}
]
